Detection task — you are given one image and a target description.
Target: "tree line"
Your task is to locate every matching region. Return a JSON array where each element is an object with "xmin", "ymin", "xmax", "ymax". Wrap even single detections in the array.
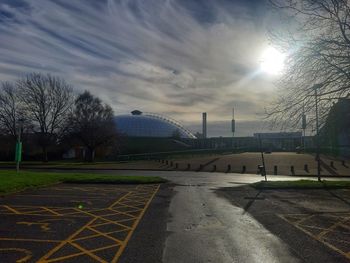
[{"xmin": 0, "ymin": 73, "xmax": 118, "ymax": 162}]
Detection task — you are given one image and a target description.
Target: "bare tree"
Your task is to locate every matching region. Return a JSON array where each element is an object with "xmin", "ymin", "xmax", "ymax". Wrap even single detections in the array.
[
  {"xmin": 69, "ymin": 91, "xmax": 117, "ymax": 162},
  {"xmin": 17, "ymin": 73, "xmax": 73, "ymax": 162},
  {"xmin": 0, "ymin": 82, "xmax": 22, "ymax": 140},
  {"xmin": 266, "ymin": 0, "xmax": 350, "ymax": 130}
]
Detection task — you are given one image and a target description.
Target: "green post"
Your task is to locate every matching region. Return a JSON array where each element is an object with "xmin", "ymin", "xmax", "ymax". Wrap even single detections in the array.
[{"xmin": 15, "ymin": 142, "xmax": 22, "ymax": 172}]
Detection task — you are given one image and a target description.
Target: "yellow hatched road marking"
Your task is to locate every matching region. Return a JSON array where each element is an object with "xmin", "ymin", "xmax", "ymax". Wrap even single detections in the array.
[
  {"xmin": 279, "ymin": 213, "xmax": 350, "ymax": 260},
  {"xmin": 317, "ymin": 216, "xmax": 350, "ymax": 239},
  {"xmin": 73, "ymin": 228, "xmax": 128, "ymax": 242},
  {"xmin": 85, "ymin": 226, "xmax": 123, "ymax": 244},
  {"xmin": 69, "ymin": 242, "xmax": 108, "ymax": 263},
  {"xmin": 1, "ymin": 184, "xmax": 160, "ymax": 263},
  {"xmin": 37, "ymin": 217, "xmax": 97, "ymax": 262},
  {"xmin": 90, "ymin": 220, "xmax": 132, "ymax": 230},
  {"xmin": 111, "ymin": 184, "xmax": 160, "ymax": 263},
  {"xmin": 3, "ymin": 205, "xmax": 20, "ymax": 214},
  {"xmin": 44, "ymin": 244, "xmax": 119, "ymax": 263}
]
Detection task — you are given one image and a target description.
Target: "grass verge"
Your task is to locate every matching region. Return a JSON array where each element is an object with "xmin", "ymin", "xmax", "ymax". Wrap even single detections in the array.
[
  {"xmin": 252, "ymin": 179, "xmax": 350, "ymax": 190},
  {"xmin": 0, "ymin": 170, "xmax": 166, "ymax": 194}
]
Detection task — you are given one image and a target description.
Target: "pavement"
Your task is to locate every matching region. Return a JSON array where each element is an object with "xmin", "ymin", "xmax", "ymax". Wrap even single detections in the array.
[{"xmin": 1, "ymin": 170, "xmax": 350, "ymax": 262}]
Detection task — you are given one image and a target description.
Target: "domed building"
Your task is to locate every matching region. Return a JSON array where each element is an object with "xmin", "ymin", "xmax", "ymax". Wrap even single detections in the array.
[{"xmin": 114, "ymin": 110, "xmax": 196, "ymax": 139}]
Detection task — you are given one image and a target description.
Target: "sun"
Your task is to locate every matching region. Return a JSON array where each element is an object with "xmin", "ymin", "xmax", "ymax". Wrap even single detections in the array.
[{"xmin": 260, "ymin": 46, "xmax": 285, "ymax": 75}]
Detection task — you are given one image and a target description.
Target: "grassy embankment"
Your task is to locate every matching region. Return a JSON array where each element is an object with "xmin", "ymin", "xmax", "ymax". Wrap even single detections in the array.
[
  {"xmin": 0, "ymin": 170, "xmax": 166, "ymax": 194},
  {"xmin": 252, "ymin": 179, "xmax": 350, "ymax": 189}
]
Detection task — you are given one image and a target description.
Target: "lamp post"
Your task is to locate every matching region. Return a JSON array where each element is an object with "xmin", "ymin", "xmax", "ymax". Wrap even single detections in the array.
[
  {"xmin": 313, "ymin": 84, "xmax": 322, "ymax": 182},
  {"xmin": 258, "ymin": 134, "xmax": 267, "ymax": 181}
]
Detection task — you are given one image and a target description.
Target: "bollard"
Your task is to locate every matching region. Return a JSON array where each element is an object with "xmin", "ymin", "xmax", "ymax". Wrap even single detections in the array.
[
  {"xmin": 242, "ymin": 165, "xmax": 246, "ymax": 174},
  {"xmin": 227, "ymin": 164, "xmax": 231, "ymax": 173},
  {"xmin": 213, "ymin": 165, "xmax": 216, "ymax": 172},
  {"xmin": 199, "ymin": 164, "xmax": 203, "ymax": 170},
  {"xmin": 330, "ymin": 161, "xmax": 334, "ymax": 168},
  {"xmin": 274, "ymin": 165, "xmax": 277, "ymax": 175},
  {"xmin": 291, "ymin": 166, "xmax": 295, "ymax": 175},
  {"xmin": 175, "ymin": 163, "xmax": 178, "ymax": 169},
  {"xmin": 187, "ymin": 163, "xmax": 191, "ymax": 170},
  {"xmin": 166, "ymin": 160, "xmax": 168, "ymax": 165},
  {"xmin": 304, "ymin": 164, "xmax": 309, "ymax": 172}
]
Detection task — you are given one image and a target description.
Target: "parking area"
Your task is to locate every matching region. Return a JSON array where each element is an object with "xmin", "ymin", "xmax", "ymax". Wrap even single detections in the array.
[
  {"xmin": 215, "ymin": 185, "xmax": 350, "ymax": 262},
  {"xmin": 279, "ymin": 212, "xmax": 350, "ymax": 260},
  {"xmin": 0, "ymin": 184, "xmax": 159, "ymax": 262}
]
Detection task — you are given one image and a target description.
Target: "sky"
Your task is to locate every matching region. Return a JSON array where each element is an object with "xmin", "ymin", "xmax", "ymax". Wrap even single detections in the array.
[{"xmin": 0, "ymin": 0, "xmax": 284, "ymax": 137}]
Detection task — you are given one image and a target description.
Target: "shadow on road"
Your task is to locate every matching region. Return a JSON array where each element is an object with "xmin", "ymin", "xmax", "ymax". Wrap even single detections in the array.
[
  {"xmin": 242, "ymin": 190, "xmax": 263, "ymax": 215},
  {"xmin": 214, "ymin": 185, "xmax": 350, "ymax": 263}
]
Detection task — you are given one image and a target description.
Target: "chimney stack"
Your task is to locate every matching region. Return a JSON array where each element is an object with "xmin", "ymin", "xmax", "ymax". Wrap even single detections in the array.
[
  {"xmin": 231, "ymin": 107, "xmax": 235, "ymax": 137},
  {"xmin": 202, "ymin": 112, "xmax": 207, "ymax": 138}
]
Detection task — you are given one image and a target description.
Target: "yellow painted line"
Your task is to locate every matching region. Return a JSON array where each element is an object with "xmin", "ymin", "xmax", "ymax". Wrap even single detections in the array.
[
  {"xmin": 1, "ymin": 185, "xmax": 159, "ymax": 263},
  {"xmin": 279, "ymin": 214, "xmax": 350, "ymax": 260},
  {"xmin": 21, "ymin": 209, "xmax": 49, "ymax": 215},
  {"xmin": 69, "ymin": 241, "xmax": 107, "ymax": 263},
  {"xmin": 41, "ymin": 207, "xmax": 61, "ymax": 216},
  {"xmin": 44, "ymin": 244, "xmax": 119, "ymax": 262},
  {"xmin": 90, "ymin": 220, "xmax": 132, "ymax": 230},
  {"xmin": 317, "ymin": 218, "xmax": 350, "ymax": 239},
  {"xmin": 76, "ymin": 211, "xmax": 133, "ymax": 230},
  {"xmin": 17, "ymin": 221, "xmax": 51, "ymax": 232},
  {"xmin": 108, "ymin": 192, "xmax": 133, "ymax": 208},
  {"xmin": 116, "ymin": 203, "xmax": 145, "ymax": 211},
  {"xmin": 16, "ymin": 194, "xmax": 102, "ymax": 199},
  {"xmin": 0, "ymin": 238, "xmax": 61, "ymax": 243},
  {"xmin": 296, "ymin": 214, "xmax": 315, "ymax": 224},
  {"xmin": 0, "ymin": 211, "xmax": 86, "ymax": 218},
  {"xmin": 107, "ymin": 209, "xmax": 139, "ymax": 219},
  {"xmin": 73, "ymin": 229, "xmax": 128, "ymax": 242},
  {"xmin": 109, "ymin": 208, "xmax": 142, "ymax": 214},
  {"xmin": 37, "ymin": 218, "xmax": 97, "ymax": 262},
  {"xmin": 86, "ymin": 226, "xmax": 123, "ymax": 244},
  {"xmin": 111, "ymin": 184, "xmax": 160, "ymax": 263},
  {"xmin": 38, "ymin": 190, "xmax": 133, "ymax": 262},
  {"xmin": 3, "ymin": 205, "xmax": 20, "ymax": 214}
]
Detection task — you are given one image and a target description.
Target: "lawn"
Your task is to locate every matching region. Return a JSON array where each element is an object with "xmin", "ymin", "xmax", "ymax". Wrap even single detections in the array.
[
  {"xmin": 0, "ymin": 170, "xmax": 166, "ymax": 194},
  {"xmin": 252, "ymin": 179, "xmax": 350, "ymax": 189}
]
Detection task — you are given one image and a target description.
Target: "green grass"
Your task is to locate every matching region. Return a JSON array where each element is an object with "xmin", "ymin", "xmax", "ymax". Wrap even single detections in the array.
[
  {"xmin": 0, "ymin": 161, "xmax": 123, "ymax": 166},
  {"xmin": 0, "ymin": 170, "xmax": 166, "ymax": 194},
  {"xmin": 252, "ymin": 179, "xmax": 350, "ymax": 189}
]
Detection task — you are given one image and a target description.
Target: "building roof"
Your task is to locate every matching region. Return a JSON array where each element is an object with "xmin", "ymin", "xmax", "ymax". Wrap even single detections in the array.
[{"xmin": 114, "ymin": 111, "xmax": 196, "ymax": 139}]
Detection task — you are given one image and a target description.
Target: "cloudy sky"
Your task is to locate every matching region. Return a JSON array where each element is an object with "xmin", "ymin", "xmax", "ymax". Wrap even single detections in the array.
[{"xmin": 0, "ymin": 0, "xmax": 283, "ymax": 137}]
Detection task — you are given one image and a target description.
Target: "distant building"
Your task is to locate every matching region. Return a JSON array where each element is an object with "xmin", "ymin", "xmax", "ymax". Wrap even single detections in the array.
[
  {"xmin": 321, "ymin": 98, "xmax": 350, "ymax": 157},
  {"xmin": 114, "ymin": 110, "xmax": 196, "ymax": 139},
  {"xmin": 253, "ymin": 132, "xmax": 302, "ymax": 139}
]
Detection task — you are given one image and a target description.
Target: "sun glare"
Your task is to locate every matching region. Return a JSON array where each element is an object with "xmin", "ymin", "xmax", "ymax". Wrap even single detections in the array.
[{"xmin": 260, "ymin": 46, "xmax": 285, "ymax": 75}]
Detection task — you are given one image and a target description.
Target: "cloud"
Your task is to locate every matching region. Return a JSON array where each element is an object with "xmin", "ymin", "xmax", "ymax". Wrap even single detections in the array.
[{"xmin": 0, "ymin": 0, "xmax": 280, "ymax": 136}]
